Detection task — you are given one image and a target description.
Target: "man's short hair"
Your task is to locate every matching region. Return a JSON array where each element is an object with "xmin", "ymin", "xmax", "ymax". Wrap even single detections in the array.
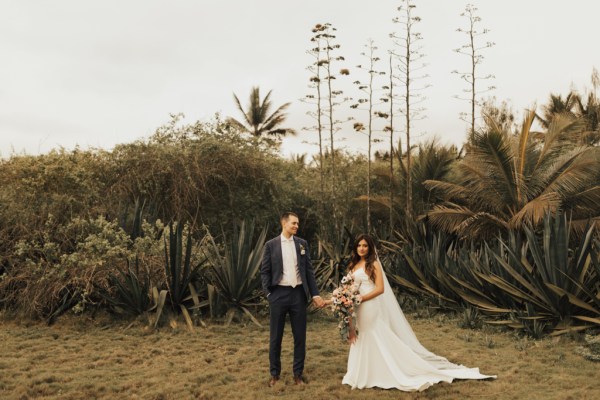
[{"xmin": 280, "ymin": 212, "xmax": 299, "ymax": 222}]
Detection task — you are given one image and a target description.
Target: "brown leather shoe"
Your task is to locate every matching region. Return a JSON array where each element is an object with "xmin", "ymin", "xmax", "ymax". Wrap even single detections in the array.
[
  {"xmin": 268, "ymin": 376, "xmax": 280, "ymax": 387},
  {"xmin": 293, "ymin": 375, "xmax": 306, "ymax": 385}
]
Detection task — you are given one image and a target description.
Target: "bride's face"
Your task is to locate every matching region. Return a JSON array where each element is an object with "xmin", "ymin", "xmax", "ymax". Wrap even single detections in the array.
[{"xmin": 356, "ymin": 239, "xmax": 369, "ymax": 258}]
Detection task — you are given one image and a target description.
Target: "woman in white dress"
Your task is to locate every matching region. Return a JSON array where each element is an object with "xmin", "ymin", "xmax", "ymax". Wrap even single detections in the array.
[{"xmin": 329, "ymin": 234, "xmax": 495, "ymax": 391}]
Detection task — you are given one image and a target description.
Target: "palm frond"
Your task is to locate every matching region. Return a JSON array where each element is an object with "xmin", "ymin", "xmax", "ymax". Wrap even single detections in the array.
[
  {"xmin": 470, "ymin": 128, "xmax": 518, "ymax": 208},
  {"xmin": 514, "ymin": 109, "xmax": 537, "ymax": 204},
  {"xmin": 427, "ymin": 203, "xmax": 510, "ymax": 239},
  {"xmin": 508, "ymin": 192, "xmax": 561, "ymax": 228}
]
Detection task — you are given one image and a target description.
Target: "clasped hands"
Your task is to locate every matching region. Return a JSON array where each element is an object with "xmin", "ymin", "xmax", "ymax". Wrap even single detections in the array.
[
  {"xmin": 312, "ymin": 296, "xmax": 335, "ymax": 308},
  {"xmin": 312, "ymin": 296, "xmax": 326, "ymax": 308}
]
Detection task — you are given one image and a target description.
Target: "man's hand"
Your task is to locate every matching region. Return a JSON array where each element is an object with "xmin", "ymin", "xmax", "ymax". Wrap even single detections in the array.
[{"xmin": 312, "ymin": 295, "xmax": 325, "ymax": 308}]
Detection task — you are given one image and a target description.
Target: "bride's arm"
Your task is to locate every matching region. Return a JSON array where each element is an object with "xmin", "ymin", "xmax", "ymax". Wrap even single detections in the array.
[{"xmin": 356, "ymin": 260, "xmax": 384, "ymax": 303}]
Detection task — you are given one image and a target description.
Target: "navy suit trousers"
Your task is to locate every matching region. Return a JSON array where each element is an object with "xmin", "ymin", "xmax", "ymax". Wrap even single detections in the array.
[{"xmin": 268, "ymin": 285, "xmax": 308, "ymax": 377}]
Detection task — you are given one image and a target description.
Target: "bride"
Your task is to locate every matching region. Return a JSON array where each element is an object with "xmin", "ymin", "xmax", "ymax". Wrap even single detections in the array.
[{"xmin": 326, "ymin": 234, "xmax": 496, "ymax": 391}]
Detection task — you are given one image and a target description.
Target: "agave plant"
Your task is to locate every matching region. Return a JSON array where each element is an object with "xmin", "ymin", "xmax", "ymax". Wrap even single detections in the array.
[
  {"xmin": 459, "ymin": 306, "xmax": 482, "ymax": 329},
  {"xmin": 203, "ymin": 221, "xmax": 266, "ymax": 326},
  {"xmin": 129, "ymin": 198, "xmax": 144, "ymax": 242},
  {"xmin": 489, "ymin": 213, "xmax": 600, "ymax": 334},
  {"xmin": 447, "ymin": 238, "xmax": 521, "ymax": 315},
  {"xmin": 101, "ymin": 202, "xmax": 173, "ymax": 321},
  {"xmin": 385, "ymin": 212, "xmax": 600, "ymax": 337},
  {"xmin": 313, "ymin": 228, "xmax": 354, "ymax": 292},
  {"xmin": 383, "ymin": 226, "xmax": 464, "ymax": 306},
  {"xmin": 102, "ymin": 256, "xmax": 151, "ymax": 316},
  {"xmin": 456, "ymin": 214, "xmax": 599, "ymax": 334},
  {"xmin": 162, "ymin": 222, "xmax": 206, "ymax": 329}
]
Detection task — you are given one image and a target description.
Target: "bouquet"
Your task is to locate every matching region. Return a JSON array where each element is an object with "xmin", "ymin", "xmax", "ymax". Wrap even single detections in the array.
[{"xmin": 330, "ymin": 272, "xmax": 362, "ymax": 341}]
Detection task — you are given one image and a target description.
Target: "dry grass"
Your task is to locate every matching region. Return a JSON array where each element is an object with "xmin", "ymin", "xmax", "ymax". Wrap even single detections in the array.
[{"xmin": 0, "ymin": 310, "xmax": 598, "ymax": 400}]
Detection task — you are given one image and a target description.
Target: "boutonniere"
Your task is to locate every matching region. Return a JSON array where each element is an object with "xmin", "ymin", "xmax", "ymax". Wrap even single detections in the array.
[{"xmin": 300, "ymin": 244, "xmax": 306, "ymax": 255}]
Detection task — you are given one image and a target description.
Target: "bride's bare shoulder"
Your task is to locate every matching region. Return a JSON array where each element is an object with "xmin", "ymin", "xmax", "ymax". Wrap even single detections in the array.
[{"xmin": 372, "ymin": 259, "xmax": 384, "ymax": 277}]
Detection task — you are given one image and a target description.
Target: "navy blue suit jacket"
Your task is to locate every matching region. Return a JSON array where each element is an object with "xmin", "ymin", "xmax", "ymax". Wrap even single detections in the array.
[{"xmin": 260, "ymin": 235, "xmax": 320, "ymax": 303}]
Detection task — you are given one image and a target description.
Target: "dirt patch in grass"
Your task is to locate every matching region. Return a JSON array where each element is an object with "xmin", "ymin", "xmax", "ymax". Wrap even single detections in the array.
[{"xmin": 0, "ymin": 311, "xmax": 597, "ymax": 400}]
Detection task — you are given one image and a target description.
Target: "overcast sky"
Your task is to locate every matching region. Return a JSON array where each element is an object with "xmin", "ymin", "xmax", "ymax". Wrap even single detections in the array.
[{"xmin": 2, "ymin": 0, "xmax": 599, "ymax": 159}]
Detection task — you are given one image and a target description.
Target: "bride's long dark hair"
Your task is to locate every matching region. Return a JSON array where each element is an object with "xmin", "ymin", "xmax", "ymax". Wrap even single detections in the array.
[{"xmin": 348, "ymin": 234, "xmax": 377, "ymax": 282}]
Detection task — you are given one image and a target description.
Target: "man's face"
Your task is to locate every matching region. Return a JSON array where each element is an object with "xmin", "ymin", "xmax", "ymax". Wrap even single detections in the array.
[{"xmin": 282, "ymin": 215, "xmax": 299, "ymax": 237}]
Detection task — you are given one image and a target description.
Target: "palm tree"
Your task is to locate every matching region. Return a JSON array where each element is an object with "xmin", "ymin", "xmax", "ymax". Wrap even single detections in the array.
[
  {"xmin": 408, "ymin": 140, "xmax": 459, "ymax": 214},
  {"xmin": 365, "ymin": 139, "xmax": 457, "ymax": 226},
  {"xmin": 423, "ymin": 110, "xmax": 600, "ymax": 239},
  {"xmin": 227, "ymin": 86, "xmax": 296, "ymax": 137},
  {"xmin": 537, "ymin": 92, "xmax": 580, "ymax": 129},
  {"xmin": 575, "ymin": 93, "xmax": 600, "ymax": 145},
  {"xmin": 539, "ymin": 91, "xmax": 600, "ymax": 146}
]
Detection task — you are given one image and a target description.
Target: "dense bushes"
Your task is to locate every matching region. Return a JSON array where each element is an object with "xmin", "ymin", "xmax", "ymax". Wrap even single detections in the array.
[
  {"xmin": 0, "ymin": 117, "xmax": 368, "ymax": 320},
  {"xmin": 0, "ymin": 112, "xmax": 598, "ymax": 338},
  {"xmin": 1, "ymin": 215, "xmax": 165, "ymax": 319}
]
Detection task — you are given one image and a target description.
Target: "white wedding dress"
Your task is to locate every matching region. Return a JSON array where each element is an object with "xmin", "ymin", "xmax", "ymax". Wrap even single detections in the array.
[{"xmin": 342, "ymin": 266, "xmax": 495, "ymax": 391}]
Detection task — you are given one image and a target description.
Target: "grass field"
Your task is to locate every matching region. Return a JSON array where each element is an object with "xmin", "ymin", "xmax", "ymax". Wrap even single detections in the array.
[{"xmin": 0, "ymin": 309, "xmax": 598, "ymax": 400}]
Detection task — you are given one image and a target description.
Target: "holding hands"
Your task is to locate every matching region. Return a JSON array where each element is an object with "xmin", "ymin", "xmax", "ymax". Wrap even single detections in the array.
[{"xmin": 312, "ymin": 295, "xmax": 325, "ymax": 308}]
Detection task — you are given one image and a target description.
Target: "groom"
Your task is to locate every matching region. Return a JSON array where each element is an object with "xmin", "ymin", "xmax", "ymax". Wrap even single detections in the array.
[{"xmin": 261, "ymin": 212, "xmax": 323, "ymax": 386}]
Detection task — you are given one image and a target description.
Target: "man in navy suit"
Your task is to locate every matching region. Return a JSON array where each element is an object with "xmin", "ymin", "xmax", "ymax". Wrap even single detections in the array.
[{"xmin": 261, "ymin": 212, "xmax": 323, "ymax": 386}]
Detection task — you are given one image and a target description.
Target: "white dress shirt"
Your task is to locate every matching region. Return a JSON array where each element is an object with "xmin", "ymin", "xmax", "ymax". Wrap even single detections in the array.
[{"xmin": 279, "ymin": 234, "xmax": 302, "ymax": 287}]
